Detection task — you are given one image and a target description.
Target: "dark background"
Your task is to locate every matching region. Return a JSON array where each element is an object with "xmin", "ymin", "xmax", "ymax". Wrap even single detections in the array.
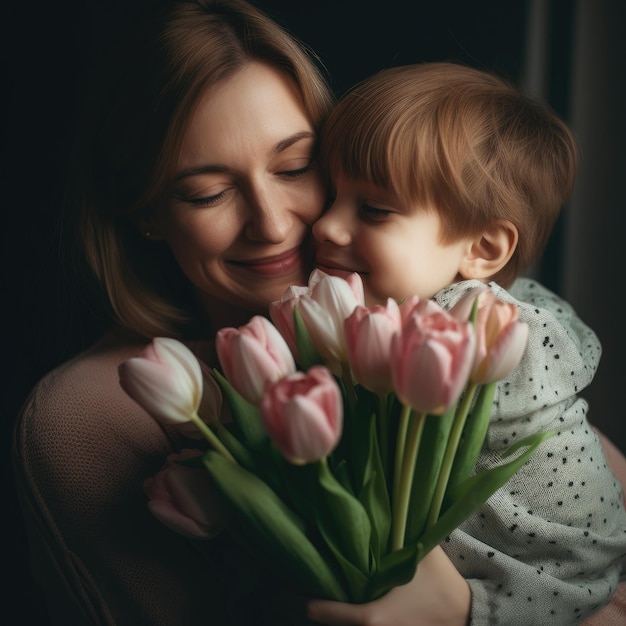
[{"xmin": 4, "ymin": 0, "xmax": 623, "ymax": 621}]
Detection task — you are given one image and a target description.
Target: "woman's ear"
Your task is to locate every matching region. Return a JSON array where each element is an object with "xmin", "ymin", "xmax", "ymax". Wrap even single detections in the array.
[
  {"xmin": 459, "ymin": 220, "xmax": 518, "ymax": 281},
  {"xmin": 131, "ymin": 208, "xmax": 165, "ymax": 241}
]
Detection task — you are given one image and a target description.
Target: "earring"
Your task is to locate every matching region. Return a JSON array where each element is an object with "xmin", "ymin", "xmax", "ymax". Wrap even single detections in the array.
[{"xmin": 145, "ymin": 230, "xmax": 151, "ymax": 238}]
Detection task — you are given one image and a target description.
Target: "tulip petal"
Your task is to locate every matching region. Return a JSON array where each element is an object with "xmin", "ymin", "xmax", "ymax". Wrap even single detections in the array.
[
  {"xmin": 148, "ymin": 499, "xmax": 211, "ymax": 538},
  {"xmin": 144, "ymin": 449, "xmax": 226, "ymax": 539},
  {"xmin": 155, "ymin": 338, "xmax": 203, "ymax": 403},
  {"xmin": 119, "ymin": 358, "xmax": 196, "ymax": 424},
  {"xmin": 477, "ymin": 320, "xmax": 529, "ymax": 383},
  {"xmin": 260, "ymin": 366, "xmax": 343, "ymax": 464},
  {"xmin": 287, "ymin": 395, "xmax": 339, "ymax": 463}
]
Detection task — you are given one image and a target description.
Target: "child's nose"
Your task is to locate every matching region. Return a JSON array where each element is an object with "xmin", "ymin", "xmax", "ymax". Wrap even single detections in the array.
[{"xmin": 312, "ymin": 202, "xmax": 353, "ymax": 247}]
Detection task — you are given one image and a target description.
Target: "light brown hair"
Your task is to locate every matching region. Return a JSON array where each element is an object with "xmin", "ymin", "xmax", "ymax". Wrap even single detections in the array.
[
  {"xmin": 320, "ymin": 62, "xmax": 578, "ymax": 287},
  {"xmin": 66, "ymin": 0, "xmax": 335, "ymax": 338}
]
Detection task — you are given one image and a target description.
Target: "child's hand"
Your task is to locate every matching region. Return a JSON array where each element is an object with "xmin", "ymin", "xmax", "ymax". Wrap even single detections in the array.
[{"xmin": 306, "ymin": 546, "xmax": 471, "ymax": 626}]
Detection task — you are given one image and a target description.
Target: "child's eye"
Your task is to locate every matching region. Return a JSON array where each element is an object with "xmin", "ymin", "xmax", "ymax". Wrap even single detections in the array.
[{"xmin": 361, "ymin": 204, "xmax": 392, "ymax": 219}]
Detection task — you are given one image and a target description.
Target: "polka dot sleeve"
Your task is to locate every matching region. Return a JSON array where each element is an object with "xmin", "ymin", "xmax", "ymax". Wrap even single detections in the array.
[{"xmin": 434, "ymin": 279, "xmax": 626, "ymax": 625}]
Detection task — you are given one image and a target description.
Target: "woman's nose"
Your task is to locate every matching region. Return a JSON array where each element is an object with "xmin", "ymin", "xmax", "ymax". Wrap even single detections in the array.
[
  {"xmin": 245, "ymin": 190, "xmax": 293, "ymax": 243},
  {"xmin": 312, "ymin": 201, "xmax": 352, "ymax": 247}
]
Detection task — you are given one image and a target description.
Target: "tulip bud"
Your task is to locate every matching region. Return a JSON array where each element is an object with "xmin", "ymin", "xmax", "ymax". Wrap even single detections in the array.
[
  {"xmin": 450, "ymin": 287, "xmax": 529, "ymax": 384},
  {"xmin": 260, "ymin": 366, "xmax": 343, "ymax": 464},
  {"xmin": 119, "ymin": 337, "xmax": 203, "ymax": 425},
  {"xmin": 344, "ymin": 299, "xmax": 402, "ymax": 394},
  {"xmin": 144, "ymin": 449, "xmax": 227, "ymax": 539},
  {"xmin": 216, "ymin": 316, "xmax": 296, "ymax": 404},
  {"xmin": 309, "ymin": 268, "xmax": 365, "ymax": 305},
  {"xmin": 391, "ymin": 303, "xmax": 475, "ymax": 414},
  {"xmin": 298, "ymin": 274, "xmax": 364, "ymax": 370},
  {"xmin": 399, "ymin": 294, "xmax": 442, "ymax": 323},
  {"xmin": 177, "ymin": 369, "xmax": 223, "ymax": 439},
  {"xmin": 269, "ymin": 284, "xmax": 311, "ymax": 357}
]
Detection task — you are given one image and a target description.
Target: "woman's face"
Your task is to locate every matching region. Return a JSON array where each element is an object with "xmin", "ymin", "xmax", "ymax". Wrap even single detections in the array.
[{"xmin": 152, "ymin": 61, "xmax": 325, "ymax": 323}]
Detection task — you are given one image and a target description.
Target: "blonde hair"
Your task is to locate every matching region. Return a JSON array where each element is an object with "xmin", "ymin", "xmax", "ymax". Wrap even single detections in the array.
[
  {"xmin": 320, "ymin": 62, "xmax": 579, "ymax": 287},
  {"xmin": 66, "ymin": 0, "xmax": 334, "ymax": 339}
]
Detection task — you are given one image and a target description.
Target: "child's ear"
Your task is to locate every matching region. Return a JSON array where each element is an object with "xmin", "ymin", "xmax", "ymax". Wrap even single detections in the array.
[{"xmin": 459, "ymin": 220, "xmax": 518, "ymax": 281}]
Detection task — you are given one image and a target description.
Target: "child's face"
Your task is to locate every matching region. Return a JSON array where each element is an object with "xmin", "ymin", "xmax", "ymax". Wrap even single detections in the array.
[{"xmin": 313, "ymin": 175, "xmax": 473, "ymax": 305}]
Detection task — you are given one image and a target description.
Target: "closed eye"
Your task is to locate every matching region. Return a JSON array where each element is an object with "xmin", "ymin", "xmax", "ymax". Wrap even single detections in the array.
[
  {"xmin": 277, "ymin": 160, "xmax": 316, "ymax": 179},
  {"xmin": 361, "ymin": 203, "xmax": 393, "ymax": 219},
  {"xmin": 185, "ymin": 188, "xmax": 232, "ymax": 207}
]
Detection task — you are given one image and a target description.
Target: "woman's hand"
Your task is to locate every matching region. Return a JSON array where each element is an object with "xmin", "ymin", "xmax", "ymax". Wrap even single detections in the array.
[{"xmin": 306, "ymin": 546, "xmax": 471, "ymax": 626}]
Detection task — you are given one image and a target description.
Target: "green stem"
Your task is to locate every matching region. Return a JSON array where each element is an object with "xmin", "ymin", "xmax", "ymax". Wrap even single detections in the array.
[
  {"xmin": 341, "ymin": 361, "xmax": 358, "ymax": 410},
  {"xmin": 425, "ymin": 383, "xmax": 478, "ymax": 529},
  {"xmin": 377, "ymin": 392, "xmax": 389, "ymax": 478},
  {"xmin": 189, "ymin": 412, "xmax": 236, "ymax": 462},
  {"xmin": 393, "ymin": 406, "xmax": 412, "ymax": 502},
  {"xmin": 392, "ymin": 405, "xmax": 412, "ymax": 515},
  {"xmin": 392, "ymin": 407, "xmax": 426, "ymax": 550}
]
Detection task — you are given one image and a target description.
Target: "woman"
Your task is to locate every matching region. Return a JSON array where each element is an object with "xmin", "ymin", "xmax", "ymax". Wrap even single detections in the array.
[{"xmin": 13, "ymin": 1, "xmax": 334, "ymax": 624}]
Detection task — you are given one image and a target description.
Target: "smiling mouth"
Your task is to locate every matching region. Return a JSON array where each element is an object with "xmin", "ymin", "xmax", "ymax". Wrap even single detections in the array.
[{"xmin": 230, "ymin": 247, "xmax": 306, "ymax": 277}]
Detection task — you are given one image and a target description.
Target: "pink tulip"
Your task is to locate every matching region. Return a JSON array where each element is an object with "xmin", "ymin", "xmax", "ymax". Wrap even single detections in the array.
[
  {"xmin": 177, "ymin": 369, "xmax": 224, "ymax": 439},
  {"xmin": 298, "ymin": 273, "xmax": 365, "ymax": 371},
  {"xmin": 260, "ymin": 366, "xmax": 343, "ymax": 464},
  {"xmin": 450, "ymin": 286, "xmax": 529, "ymax": 384},
  {"xmin": 143, "ymin": 449, "xmax": 227, "ymax": 539},
  {"xmin": 119, "ymin": 337, "xmax": 204, "ymax": 425},
  {"xmin": 216, "ymin": 315, "xmax": 296, "ymax": 404},
  {"xmin": 399, "ymin": 294, "xmax": 443, "ymax": 322},
  {"xmin": 344, "ymin": 299, "xmax": 402, "ymax": 394},
  {"xmin": 269, "ymin": 270, "xmax": 365, "ymax": 361},
  {"xmin": 269, "ymin": 283, "xmax": 311, "ymax": 356},
  {"xmin": 308, "ymin": 268, "xmax": 365, "ymax": 304},
  {"xmin": 391, "ymin": 304, "xmax": 475, "ymax": 415}
]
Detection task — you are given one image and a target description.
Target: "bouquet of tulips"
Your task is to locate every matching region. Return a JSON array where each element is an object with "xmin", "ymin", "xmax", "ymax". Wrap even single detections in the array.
[{"xmin": 119, "ymin": 270, "xmax": 554, "ymax": 603}]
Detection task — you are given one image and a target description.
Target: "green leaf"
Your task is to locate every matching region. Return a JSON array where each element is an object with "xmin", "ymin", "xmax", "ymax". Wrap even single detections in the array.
[
  {"xmin": 331, "ymin": 458, "xmax": 356, "ymax": 496},
  {"xmin": 348, "ymin": 387, "xmax": 378, "ymax": 492},
  {"xmin": 403, "ymin": 405, "xmax": 456, "ymax": 545},
  {"xmin": 294, "ymin": 306, "xmax": 325, "ymax": 370},
  {"xmin": 316, "ymin": 529, "xmax": 370, "ymax": 603},
  {"xmin": 358, "ymin": 412, "xmax": 391, "ymax": 560},
  {"xmin": 360, "ymin": 471, "xmax": 389, "ymax": 564},
  {"xmin": 446, "ymin": 382, "xmax": 496, "ymax": 492},
  {"xmin": 215, "ymin": 424, "xmax": 289, "ymax": 499},
  {"xmin": 419, "ymin": 429, "xmax": 555, "ymax": 556},
  {"xmin": 202, "ymin": 450, "xmax": 349, "ymax": 601},
  {"xmin": 365, "ymin": 543, "xmax": 421, "ymax": 600},
  {"xmin": 212, "ymin": 369, "xmax": 267, "ymax": 449},
  {"xmin": 214, "ymin": 423, "xmax": 256, "ymax": 469},
  {"xmin": 275, "ymin": 456, "xmax": 319, "ymax": 526},
  {"xmin": 315, "ymin": 459, "xmax": 372, "ymax": 580}
]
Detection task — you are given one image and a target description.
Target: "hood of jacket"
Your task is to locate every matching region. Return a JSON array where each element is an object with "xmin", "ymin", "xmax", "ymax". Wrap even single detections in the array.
[{"xmin": 434, "ymin": 277, "xmax": 601, "ymax": 448}]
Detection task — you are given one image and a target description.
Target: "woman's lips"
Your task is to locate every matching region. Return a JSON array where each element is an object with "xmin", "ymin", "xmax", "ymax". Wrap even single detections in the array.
[{"xmin": 230, "ymin": 247, "xmax": 305, "ymax": 277}]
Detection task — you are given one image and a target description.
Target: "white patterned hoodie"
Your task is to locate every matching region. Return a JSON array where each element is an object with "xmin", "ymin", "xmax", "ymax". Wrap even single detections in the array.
[{"xmin": 434, "ymin": 278, "xmax": 626, "ymax": 625}]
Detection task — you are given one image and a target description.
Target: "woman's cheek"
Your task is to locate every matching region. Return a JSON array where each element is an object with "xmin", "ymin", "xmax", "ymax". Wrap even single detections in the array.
[{"xmin": 300, "ymin": 172, "xmax": 328, "ymax": 223}]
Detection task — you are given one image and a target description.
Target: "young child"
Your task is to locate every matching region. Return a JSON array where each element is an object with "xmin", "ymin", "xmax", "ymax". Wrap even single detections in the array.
[{"xmin": 309, "ymin": 62, "xmax": 626, "ymax": 625}]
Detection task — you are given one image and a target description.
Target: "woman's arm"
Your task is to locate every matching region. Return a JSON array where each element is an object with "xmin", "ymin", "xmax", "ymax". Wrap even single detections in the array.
[{"xmin": 13, "ymin": 339, "xmax": 232, "ymax": 626}]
